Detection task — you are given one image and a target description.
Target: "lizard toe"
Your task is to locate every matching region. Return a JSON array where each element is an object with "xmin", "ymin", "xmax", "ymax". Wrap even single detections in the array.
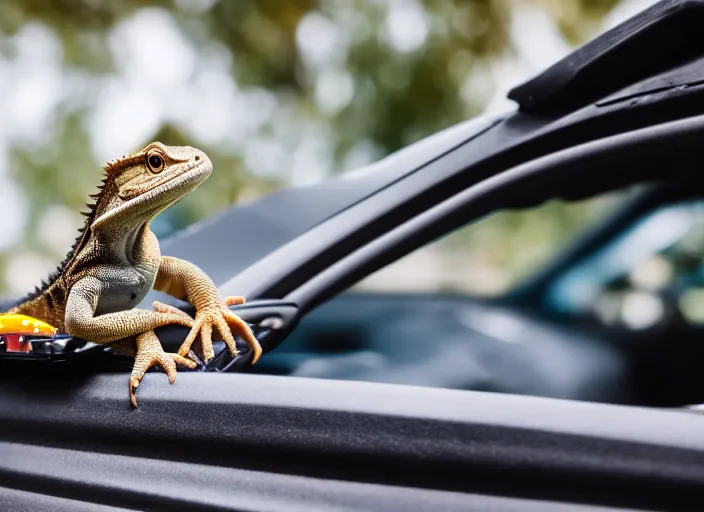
[
  {"xmin": 130, "ymin": 330, "xmax": 195, "ymax": 407},
  {"xmin": 223, "ymin": 307, "xmax": 262, "ymax": 364},
  {"xmin": 169, "ymin": 353, "xmax": 199, "ymax": 370},
  {"xmin": 215, "ymin": 316, "xmax": 239, "ymax": 359},
  {"xmin": 177, "ymin": 308, "xmax": 226, "ymax": 362},
  {"xmin": 152, "ymin": 300, "xmax": 194, "ymax": 321},
  {"xmin": 178, "ymin": 300, "xmax": 261, "ymax": 368},
  {"xmin": 224, "ymin": 296, "xmax": 246, "ymax": 307},
  {"xmin": 129, "ymin": 379, "xmax": 140, "ymax": 408}
]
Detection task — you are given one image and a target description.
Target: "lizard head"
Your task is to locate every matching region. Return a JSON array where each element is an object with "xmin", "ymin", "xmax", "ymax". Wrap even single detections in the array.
[{"xmin": 92, "ymin": 142, "xmax": 213, "ymax": 230}]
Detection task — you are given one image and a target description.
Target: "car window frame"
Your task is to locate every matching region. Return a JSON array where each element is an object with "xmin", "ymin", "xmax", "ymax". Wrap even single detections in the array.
[{"xmin": 283, "ymin": 115, "xmax": 704, "ymax": 317}]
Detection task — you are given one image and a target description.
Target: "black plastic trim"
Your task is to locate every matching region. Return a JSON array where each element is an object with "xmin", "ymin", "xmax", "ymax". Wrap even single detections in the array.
[
  {"xmin": 508, "ymin": 0, "xmax": 704, "ymax": 114},
  {"xmin": 0, "ymin": 372, "xmax": 702, "ymax": 510}
]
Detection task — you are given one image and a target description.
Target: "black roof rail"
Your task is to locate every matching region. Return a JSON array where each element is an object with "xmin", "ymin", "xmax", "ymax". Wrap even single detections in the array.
[{"xmin": 508, "ymin": 0, "xmax": 704, "ymax": 115}]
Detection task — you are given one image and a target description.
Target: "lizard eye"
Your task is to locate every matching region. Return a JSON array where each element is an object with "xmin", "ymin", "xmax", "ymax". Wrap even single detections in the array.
[{"xmin": 147, "ymin": 153, "xmax": 165, "ymax": 173}]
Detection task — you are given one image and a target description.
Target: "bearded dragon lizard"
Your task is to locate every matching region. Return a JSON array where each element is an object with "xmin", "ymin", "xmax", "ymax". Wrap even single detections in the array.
[{"xmin": 4, "ymin": 142, "xmax": 262, "ymax": 406}]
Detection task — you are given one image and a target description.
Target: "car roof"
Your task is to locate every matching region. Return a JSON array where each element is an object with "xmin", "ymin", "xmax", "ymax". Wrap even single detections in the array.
[{"xmin": 508, "ymin": 0, "xmax": 704, "ymax": 114}]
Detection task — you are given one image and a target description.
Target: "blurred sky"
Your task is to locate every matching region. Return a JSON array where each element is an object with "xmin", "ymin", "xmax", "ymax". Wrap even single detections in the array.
[{"xmin": 0, "ymin": 0, "xmax": 659, "ymax": 296}]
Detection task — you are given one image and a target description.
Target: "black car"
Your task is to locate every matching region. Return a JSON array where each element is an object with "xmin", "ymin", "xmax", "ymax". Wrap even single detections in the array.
[
  {"xmin": 4, "ymin": 1, "xmax": 704, "ymax": 510},
  {"xmin": 276, "ymin": 182, "xmax": 704, "ymax": 408}
]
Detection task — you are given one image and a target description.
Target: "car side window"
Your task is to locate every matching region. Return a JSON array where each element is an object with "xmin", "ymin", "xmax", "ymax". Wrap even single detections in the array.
[
  {"xmin": 548, "ymin": 200, "xmax": 704, "ymax": 331},
  {"xmin": 352, "ymin": 190, "xmax": 625, "ymax": 298}
]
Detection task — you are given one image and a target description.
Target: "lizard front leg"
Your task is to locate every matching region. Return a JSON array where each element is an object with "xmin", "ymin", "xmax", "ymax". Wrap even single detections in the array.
[
  {"xmin": 65, "ymin": 276, "xmax": 195, "ymax": 342},
  {"xmin": 65, "ymin": 276, "xmax": 198, "ymax": 405},
  {"xmin": 109, "ymin": 334, "xmax": 198, "ymax": 407},
  {"xmin": 153, "ymin": 256, "xmax": 262, "ymax": 363}
]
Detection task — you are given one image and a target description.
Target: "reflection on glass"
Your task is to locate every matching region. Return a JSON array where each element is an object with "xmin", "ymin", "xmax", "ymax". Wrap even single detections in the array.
[{"xmin": 548, "ymin": 200, "xmax": 704, "ymax": 330}]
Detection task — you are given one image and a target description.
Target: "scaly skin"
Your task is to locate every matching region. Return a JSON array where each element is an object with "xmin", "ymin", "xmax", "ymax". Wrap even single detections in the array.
[{"xmin": 7, "ymin": 142, "xmax": 262, "ymax": 407}]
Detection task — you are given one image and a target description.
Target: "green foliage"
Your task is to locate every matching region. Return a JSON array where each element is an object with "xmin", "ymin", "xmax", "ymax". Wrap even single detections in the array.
[{"xmin": 0, "ymin": 0, "xmax": 625, "ymax": 295}]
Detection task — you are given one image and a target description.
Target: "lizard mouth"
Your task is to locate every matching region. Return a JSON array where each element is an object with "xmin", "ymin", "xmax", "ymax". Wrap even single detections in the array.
[{"xmin": 93, "ymin": 158, "xmax": 211, "ymax": 229}]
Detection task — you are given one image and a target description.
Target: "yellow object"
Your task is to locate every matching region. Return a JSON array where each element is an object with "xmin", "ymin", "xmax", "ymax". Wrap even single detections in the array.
[{"xmin": 0, "ymin": 313, "xmax": 57, "ymax": 336}]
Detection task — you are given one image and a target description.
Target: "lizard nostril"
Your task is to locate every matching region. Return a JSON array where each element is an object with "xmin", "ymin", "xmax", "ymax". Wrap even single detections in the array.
[{"xmin": 195, "ymin": 155, "xmax": 200, "ymax": 161}]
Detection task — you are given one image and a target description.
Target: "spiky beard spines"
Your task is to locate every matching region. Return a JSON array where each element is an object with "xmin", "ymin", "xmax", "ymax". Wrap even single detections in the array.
[
  {"xmin": 15, "ymin": 171, "xmax": 111, "ymax": 306},
  {"xmin": 14, "ymin": 147, "xmax": 148, "ymax": 307}
]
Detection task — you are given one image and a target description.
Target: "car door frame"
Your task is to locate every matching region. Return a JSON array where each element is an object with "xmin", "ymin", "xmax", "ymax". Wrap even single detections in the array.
[{"xmin": 250, "ymin": 115, "xmax": 704, "ymax": 323}]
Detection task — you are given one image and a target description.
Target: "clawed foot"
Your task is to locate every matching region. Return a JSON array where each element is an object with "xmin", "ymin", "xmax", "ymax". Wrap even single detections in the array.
[
  {"xmin": 163, "ymin": 295, "xmax": 261, "ymax": 364},
  {"xmin": 151, "ymin": 295, "xmax": 261, "ymax": 364},
  {"xmin": 129, "ymin": 330, "xmax": 198, "ymax": 408}
]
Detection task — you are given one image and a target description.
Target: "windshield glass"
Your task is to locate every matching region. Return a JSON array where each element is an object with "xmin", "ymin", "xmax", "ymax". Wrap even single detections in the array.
[
  {"xmin": 353, "ymin": 189, "xmax": 628, "ymax": 297},
  {"xmin": 281, "ymin": 185, "xmax": 644, "ymax": 405}
]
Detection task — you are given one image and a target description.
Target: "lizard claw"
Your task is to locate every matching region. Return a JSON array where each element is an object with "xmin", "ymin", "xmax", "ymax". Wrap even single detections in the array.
[
  {"xmin": 130, "ymin": 330, "xmax": 198, "ymax": 408},
  {"xmin": 177, "ymin": 296, "xmax": 262, "ymax": 364}
]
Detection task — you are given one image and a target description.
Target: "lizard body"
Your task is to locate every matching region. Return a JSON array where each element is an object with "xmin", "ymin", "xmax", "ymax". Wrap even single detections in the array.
[{"xmin": 6, "ymin": 142, "xmax": 262, "ymax": 406}]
